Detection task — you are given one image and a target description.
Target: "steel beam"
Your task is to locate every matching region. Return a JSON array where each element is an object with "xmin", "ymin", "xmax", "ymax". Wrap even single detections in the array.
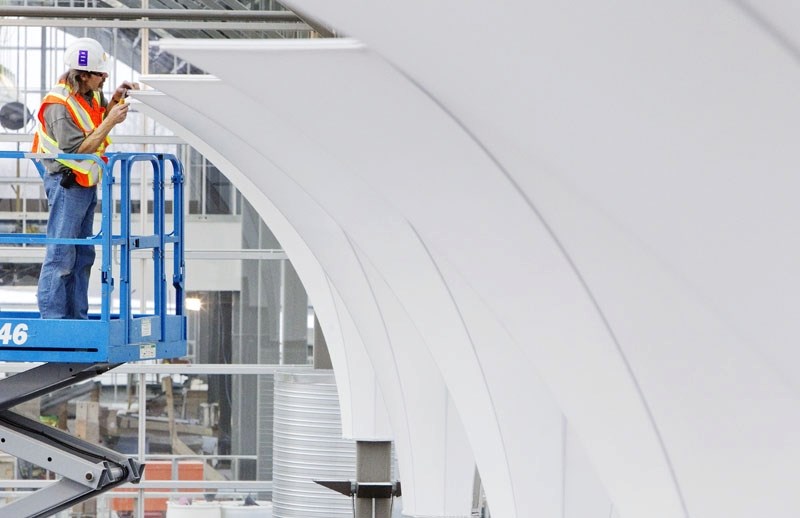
[{"xmin": 0, "ymin": 6, "xmax": 300, "ymax": 21}]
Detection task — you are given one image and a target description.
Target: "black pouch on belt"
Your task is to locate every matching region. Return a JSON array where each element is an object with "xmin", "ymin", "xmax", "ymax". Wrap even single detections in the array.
[{"xmin": 60, "ymin": 171, "xmax": 77, "ymax": 189}]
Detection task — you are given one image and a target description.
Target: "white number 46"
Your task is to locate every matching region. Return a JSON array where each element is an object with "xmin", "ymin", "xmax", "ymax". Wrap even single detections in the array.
[{"xmin": 0, "ymin": 323, "xmax": 29, "ymax": 345}]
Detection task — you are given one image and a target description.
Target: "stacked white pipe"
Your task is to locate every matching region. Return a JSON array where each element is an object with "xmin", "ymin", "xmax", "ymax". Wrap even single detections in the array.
[{"xmin": 272, "ymin": 370, "xmax": 356, "ymax": 517}]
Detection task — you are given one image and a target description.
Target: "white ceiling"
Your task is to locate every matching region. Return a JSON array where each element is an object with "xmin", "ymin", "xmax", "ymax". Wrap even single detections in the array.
[{"xmin": 134, "ymin": 2, "xmax": 800, "ymax": 515}]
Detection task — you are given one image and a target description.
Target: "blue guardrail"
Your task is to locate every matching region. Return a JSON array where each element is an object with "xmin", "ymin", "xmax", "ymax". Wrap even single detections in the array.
[{"xmin": 0, "ymin": 151, "xmax": 186, "ymax": 363}]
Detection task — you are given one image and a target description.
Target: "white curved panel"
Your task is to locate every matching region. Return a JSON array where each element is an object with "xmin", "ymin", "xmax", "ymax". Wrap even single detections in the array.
[
  {"xmin": 230, "ymin": 2, "xmax": 800, "ymax": 517},
  {"xmin": 130, "ymin": 89, "xmax": 381, "ymax": 441},
  {"xmin": 155, "ymin": 40, "xmax": 623, "ymax": 518},
  {"xmin": 428, "ymin": 248, "xmax": 565, "ymax": 518},
  {"xmin": 133, "ymin": 84, "xmax": 476, "ymax": 517},
  {"xmin": 131, "ymin": 91, "xmax": 390, "ymax": 437},
  {"xmin": 429, "ymin": 242, "xmax": 616, "ymax": 518},
  {"xmin": 731, "ymin": 0, "xmax": 800, "ymax": 54},
  {"xmin": 564, "ymin": 426, "xmax": 615, "ymax": 518},
  {"xmin": 351, "ymin": 243, "xmax": 475, "ymax": 514},
  {"xmin": 328, "ymin": 281, "xmax": 390, "ymax": 439}
]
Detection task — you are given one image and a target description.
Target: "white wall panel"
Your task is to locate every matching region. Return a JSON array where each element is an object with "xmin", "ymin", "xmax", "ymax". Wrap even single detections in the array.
[{"xmin": 184, "ymin": 219, "xmax": 242, "ymax": 291}]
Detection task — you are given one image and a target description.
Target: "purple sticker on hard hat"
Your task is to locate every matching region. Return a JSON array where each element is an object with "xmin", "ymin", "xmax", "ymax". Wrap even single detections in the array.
[{"xmin": 78, "ymin": 50, "xmax": 88, "ymax": 67}]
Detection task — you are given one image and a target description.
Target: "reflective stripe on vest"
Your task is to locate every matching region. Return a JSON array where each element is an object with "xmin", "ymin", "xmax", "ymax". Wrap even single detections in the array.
[
  {"xmin": 32, "ymin": 82, "xmax": 111, "ymax": 187},
  {"xmin": 35, "ymin": 126, "xmax": 103, "ymax": 185}
]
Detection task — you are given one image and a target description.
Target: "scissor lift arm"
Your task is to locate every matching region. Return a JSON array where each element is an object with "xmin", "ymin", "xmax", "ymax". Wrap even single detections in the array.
[{"xmin": 0, "ymin": 363, "xmax": 144, "ymax": 518}]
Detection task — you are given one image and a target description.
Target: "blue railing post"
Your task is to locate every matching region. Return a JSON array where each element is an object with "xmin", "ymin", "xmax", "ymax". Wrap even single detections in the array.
[
  {"xmin": 116, "ymin": 154, "xmax": 132, "ymax": 341},
  {"xmin": 154, "ymin": 155, "xmax": 166, "ymax": 341},
  {"xmin": 166, "ymin": 155, "xmax": 186, "ymax": 339},
  {"xmin": 100, "ymin": 155, "xmax": 114, "ymax": 322}
]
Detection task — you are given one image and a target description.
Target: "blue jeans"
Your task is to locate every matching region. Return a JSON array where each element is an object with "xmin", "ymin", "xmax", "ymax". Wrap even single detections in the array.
[{"xmin": 37, "ymin": 172, "xmax": 97, "ymax": 319}]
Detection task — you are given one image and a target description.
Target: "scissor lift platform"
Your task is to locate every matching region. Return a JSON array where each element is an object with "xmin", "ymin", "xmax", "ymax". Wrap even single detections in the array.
[
  {"xmin": 0, "ymin": 151, "xmax": 188, "ymax": 517},
  {"xmin": 0, "ymin": 311, "xmax": 185, "ymax": 363}
]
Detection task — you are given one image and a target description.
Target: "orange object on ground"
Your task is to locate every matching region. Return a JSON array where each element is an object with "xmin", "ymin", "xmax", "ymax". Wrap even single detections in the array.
[{"xmin": 112, "ymin": 460, "xmax": 204, "ymax": 512}]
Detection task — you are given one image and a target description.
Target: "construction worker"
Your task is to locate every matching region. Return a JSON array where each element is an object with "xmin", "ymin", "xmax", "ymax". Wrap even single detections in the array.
[{"xmin": 33, "ymin": 37, "xmax": 138, "ymax": 319}]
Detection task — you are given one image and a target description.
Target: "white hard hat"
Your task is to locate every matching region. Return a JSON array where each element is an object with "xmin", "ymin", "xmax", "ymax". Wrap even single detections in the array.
[{"xmin": 64, "ymin": 38, "xmax": 109, "ymax": 72}]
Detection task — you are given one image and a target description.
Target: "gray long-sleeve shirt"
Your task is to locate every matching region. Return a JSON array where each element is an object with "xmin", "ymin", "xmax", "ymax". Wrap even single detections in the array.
[{"xmin": 41, "ymin": 90, "xmax": 107, "ymax": 174}]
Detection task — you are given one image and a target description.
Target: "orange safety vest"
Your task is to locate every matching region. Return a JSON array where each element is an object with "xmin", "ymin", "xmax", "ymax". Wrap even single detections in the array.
[{"xmin": 31, "ymin": 82, "xmax": 111, "ymax": 187}]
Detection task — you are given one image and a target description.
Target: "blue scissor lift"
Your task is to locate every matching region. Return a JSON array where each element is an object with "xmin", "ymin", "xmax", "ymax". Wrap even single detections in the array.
[{"xmin": 0, "ymin": 151, "xmax": 187, "ymax": 517}]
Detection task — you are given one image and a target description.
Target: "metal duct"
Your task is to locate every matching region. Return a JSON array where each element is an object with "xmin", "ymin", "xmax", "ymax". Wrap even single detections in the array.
[{"xmin": 273, "ymin": 370, "xmax": 355, "ymax": 517}]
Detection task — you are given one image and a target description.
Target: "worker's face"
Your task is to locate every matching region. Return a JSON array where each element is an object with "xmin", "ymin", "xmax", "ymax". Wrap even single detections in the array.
[{"xmin": 84, "ymin": 71, "xmax": 107, "ymax": 91}]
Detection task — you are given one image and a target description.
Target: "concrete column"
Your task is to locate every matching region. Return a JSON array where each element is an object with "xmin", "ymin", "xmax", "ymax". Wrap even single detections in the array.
[
  {"xmin": 234, "ymin": 201, "xmax": 281, "ymax": 482},
  {"xmin": 256, "ymin": 216, "xmax": 281, "ymax": 486},
  {"xmin": 281, "ymin": 260, "xmax": 309, "ymax": 364},
  {"xmin": 313, "ymin": 313, "xmax": 333, "ymax": 370},
  {"xmin": 356, "ymin": 440, "xmax": 393, "ymax": 518}
]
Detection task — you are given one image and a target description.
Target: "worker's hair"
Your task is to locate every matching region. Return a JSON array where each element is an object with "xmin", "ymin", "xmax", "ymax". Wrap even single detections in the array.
[{"xmin": 65, "ymin": 69, "xmax": 86, "ymax": 93}]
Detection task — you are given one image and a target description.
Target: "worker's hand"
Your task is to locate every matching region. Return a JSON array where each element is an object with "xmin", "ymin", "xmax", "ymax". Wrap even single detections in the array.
[
  {"xmin": 112, "ymin": 81, "xmax": 140, "ymax": 103},
  {"xmin": 106, "ymin": 101, "xmax": 130, "ymax": 126}
]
